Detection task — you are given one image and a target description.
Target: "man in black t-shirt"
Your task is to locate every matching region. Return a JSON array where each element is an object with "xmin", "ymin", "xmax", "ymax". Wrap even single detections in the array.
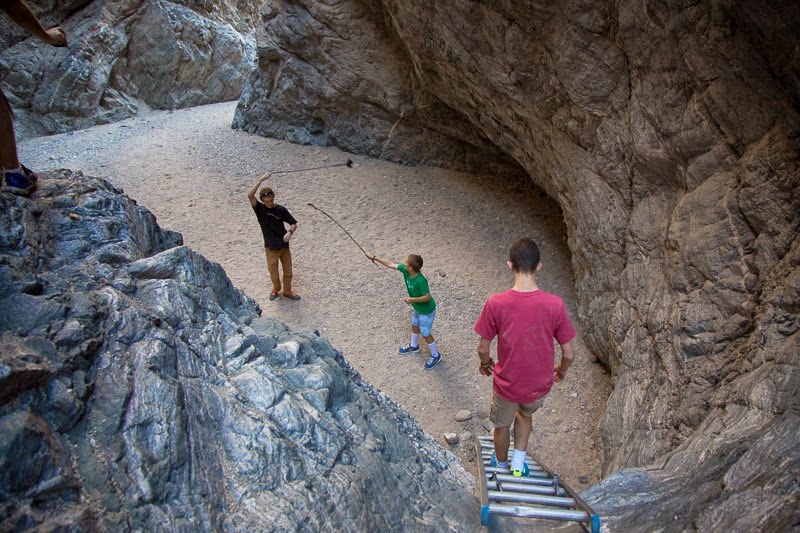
[{"xmin": 247, "ymin": 173, "xmax": 300, "ymax": 301}]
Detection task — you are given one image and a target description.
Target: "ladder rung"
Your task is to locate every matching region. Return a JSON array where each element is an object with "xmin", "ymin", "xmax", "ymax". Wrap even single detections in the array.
[
  {"xmin": 487, "ymin": 490, "xmax": 576, "ymax": 508},
  {"xmin": 481, "ymin": 453, "xmax": 542, "ymax": 468},
  {"xmin": 486, "ymin": 480, "xmax": 565, "ymax": 496},
  {"xmin": 486, "ymin": 473, "xmax": 558, "ymax": 486},
  {"xmin": 484, "ymin": 466, "xmax": 548, "ymax": 478},
  {"xmin": 482, "ymin": 461, "xmax": 545, "ymax": 473},
  {"xmin": 487, "ymin": 503, "xmax": 589, "ymax": 522}
]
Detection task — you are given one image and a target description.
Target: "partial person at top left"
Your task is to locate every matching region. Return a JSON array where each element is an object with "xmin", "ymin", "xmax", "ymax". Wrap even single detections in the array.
[{"xmin": 1, "ymin": 0, "xmax": 67, "ymax": 196}]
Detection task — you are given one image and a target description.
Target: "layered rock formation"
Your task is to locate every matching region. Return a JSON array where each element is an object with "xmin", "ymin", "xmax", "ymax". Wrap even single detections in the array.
[
  {"xmin": 0, "ymin": 171, "xmax": 480, "ymax": 531},
  {"xmin": 0, "ymin": 0, "xmax": 256, "ymax": 139},
  {"xmin": 235, "ymin": 1, "xmax": 800, "ymax": 529},
  {"xmin": 4, "ymin": 0, "xmax": 799, "ymax": 528}
]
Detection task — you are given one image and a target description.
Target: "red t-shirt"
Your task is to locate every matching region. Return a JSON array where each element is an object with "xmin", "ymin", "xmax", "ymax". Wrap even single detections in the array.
[{"xmin": 474, "ymin": 289, "xmax": 576, "ymax": 404}]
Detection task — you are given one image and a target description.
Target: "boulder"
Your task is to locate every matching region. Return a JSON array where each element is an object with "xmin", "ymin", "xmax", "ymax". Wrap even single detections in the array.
[
  {"xmin": 0, "ymin": 171, "xmax": 480, "ymax": 531},
  {"xmin": 0, "ymin": 0, "xmax": 257, "ymax": 139}
]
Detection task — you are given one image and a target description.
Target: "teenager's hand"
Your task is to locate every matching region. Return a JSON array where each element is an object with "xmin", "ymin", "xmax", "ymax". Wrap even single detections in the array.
[
  {"xmin": 553, "ymin": 365, "xmax": 567, "ymax": 382},
  {"xmin": 259, "ymin": 172, "xmax": 271, "ymax": 182},
  {"xmin": 403, "ymin": 297, "xmax": 412, "ymax": 305},
  {"xmin": 479, "ymin": 359, "xmax": 494, "ymax": 376}
]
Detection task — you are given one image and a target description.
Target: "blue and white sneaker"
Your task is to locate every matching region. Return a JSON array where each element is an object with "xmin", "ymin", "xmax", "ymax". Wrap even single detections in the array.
[
  {"xmin": 4, "ymin": 165, "xmax": 39, "ymax": 196},
  {"xmin": 424, "ymin": 353, "xmax": 442, "ymax": 369},
  {"xmin": 512, "ymin": 462, "xmax": 530, "ymax": 477},
  {"xmin": 399, "ymin": 344, "xmax": 420, "ymax": 354},
  {"xmin": 489, "ymin": 451, "xmax": 507, "ymax": 468}
]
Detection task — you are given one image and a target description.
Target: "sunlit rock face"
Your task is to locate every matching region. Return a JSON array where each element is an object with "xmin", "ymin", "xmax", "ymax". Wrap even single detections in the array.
[
  {"xmin": 0, "ymin": 0, "xmax": 257, "ymax": 138},
  {"xmin": 0, "ymin": 171, "xmax": 480, "ymax": 531},
  {"xmin": 237, "ymin": 1, "xmax": 800, "ymax": 528}
]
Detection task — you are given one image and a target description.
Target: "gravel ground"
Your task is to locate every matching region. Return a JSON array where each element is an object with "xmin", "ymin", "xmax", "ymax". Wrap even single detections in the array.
[{"xmin": 19, "ymin": 100, "xmax": 612, "ymax": 492}]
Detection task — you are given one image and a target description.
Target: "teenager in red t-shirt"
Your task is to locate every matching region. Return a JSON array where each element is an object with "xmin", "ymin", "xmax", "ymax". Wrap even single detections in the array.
[{"xmin": 474, "ymin": 238, "xmax": 576, "ymax": 476}]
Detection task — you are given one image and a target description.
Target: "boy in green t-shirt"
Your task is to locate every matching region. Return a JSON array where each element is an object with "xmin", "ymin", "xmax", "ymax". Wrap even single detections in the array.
[{"xmin": 366, "ymin": 251, "xmax": 442, "ymax": 369}]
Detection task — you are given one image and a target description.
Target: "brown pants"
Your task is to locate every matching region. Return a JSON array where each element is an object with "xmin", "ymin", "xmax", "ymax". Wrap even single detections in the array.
[{"xmin": 265, "ymin": 247, "xmax": 293, "ymax": 294}]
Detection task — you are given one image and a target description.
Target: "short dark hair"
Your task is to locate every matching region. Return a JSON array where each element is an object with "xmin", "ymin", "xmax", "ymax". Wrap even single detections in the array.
[
  {"xmin": 509, "ymin": 238, "xmax": 540, "ymax": 273},
  {"xmin": 407, "ymin": 254, "xmax": 423, "ymax": 272}
]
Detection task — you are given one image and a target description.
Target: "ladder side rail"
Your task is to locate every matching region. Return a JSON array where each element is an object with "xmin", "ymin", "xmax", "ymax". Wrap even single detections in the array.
[{"xmin": 475, "ymin": 440, "xmax": 491, "ymax": 526}]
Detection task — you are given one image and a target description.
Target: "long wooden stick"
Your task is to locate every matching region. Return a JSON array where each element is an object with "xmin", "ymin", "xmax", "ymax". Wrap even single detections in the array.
[
  {"xmin": 274, "ymin": 159, "xmax": 353, "ymax": 175},
  {"xmin": 307, "ymin": 203, "xmax": 373, "ymax": 261}
]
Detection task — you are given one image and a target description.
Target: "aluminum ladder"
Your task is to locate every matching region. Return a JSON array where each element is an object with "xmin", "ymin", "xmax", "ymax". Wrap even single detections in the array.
[{"xmin": 476, "ymin": 435, "xmax": 600, "ymax": 531}]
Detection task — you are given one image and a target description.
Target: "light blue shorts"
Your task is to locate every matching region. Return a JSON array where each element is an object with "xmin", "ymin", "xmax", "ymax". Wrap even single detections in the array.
[{"xmin": 411, "ymin": 309, "xmax": 436, "ymax": 337}]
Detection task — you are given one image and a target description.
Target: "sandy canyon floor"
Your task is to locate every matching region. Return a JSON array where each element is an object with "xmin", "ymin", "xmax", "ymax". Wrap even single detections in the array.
[{"xmin": 20, "ymin": 101, "xmax": 612, "ymax": 490}]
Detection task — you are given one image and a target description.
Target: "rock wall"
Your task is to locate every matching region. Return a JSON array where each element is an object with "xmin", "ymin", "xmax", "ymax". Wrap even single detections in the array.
[
  {"xmin": 235, "ymin": 0, "xmax": 800, "ymax": 528},
  {"xmin": 4, "ymin": 0, "xmax": 798, "ymax": 527},
  {"xmin": 0, "ymin": 0, "xmax": 257, "ymax": 139},
  {"xmin": 232, "ymin": 0, "xmax": 527, "ymax": 175},
  {"xmin": 0, "ymin": 171, "xmax": 481, "ymax": 531}
]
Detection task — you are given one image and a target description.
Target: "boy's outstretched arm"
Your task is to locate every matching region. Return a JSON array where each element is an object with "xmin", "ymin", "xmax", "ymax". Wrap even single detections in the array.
[{"xmin": 365, "ymin": 251, "xmax": 397, "ymax": 269}]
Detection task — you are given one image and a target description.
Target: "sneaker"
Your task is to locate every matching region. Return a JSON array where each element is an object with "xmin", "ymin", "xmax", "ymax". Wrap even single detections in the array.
[
  {"xmin": 398, "ymin": 344, "xmax": 420, "ymax": 354},
  {"xmin": 489, "ymin": 451, "xmax": 507, "ymax": 468},
  {"xmin": 283, "ymin": 292, "xmax": 301, "ymax": 300},
  {"xmin": 424, "ymin": 353, "xmax": 442, "ymax": 369},
  {"xmin": 269, "ymin": 290, "xmax": 280, "ymax": 300},
  {"xmin": 511, "ymin": 463, "xmax": 530, "ymax": 477},
  {"xmin": 4, "ymin": 165, "xmax": 39, "ymax": 196}
]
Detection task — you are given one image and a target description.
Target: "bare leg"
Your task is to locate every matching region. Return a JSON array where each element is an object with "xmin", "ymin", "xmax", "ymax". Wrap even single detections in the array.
[
  {"xmin": 494, "ymin": 425, "xmax": 511, "ymax": 463},
  {"xmin": 0, "ymin": 90, "xmax": 20, "ymax": 170},
  {"xmin": 513, "ymin": 411, "xmax": 533, "ymax": 453}
]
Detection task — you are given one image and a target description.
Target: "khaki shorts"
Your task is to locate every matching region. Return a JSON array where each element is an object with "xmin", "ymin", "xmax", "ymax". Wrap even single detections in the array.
[{"xmin": 490, "ymin": 392, "xmax": 545, "ymax": 428}]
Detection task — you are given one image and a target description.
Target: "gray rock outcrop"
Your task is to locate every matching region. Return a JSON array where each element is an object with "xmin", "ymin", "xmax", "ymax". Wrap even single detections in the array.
[
  {"xmin": 0, "ymin": 0, "xmax": 256, "ymax": 139},
  {"xmin": 235, "ymin": 1, "xmax": 800, "ymax": 528},
  {"xmin": 0, "ymin": 171, "xmax": 480, "ymax": 531}
]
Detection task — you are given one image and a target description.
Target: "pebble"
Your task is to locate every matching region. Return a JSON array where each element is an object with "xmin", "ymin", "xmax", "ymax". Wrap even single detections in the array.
[
  {"xmin": 444, "ymin": 433, "xmax": 459, "ymax": 445},
  {"xmin": 455, "ymin": 409, "xmax": 472, "ymax": 422}
]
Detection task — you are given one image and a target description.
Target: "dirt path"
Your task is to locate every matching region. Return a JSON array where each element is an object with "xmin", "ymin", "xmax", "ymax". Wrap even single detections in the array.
[{"xmin": 19, "ymin": 101, "xmax": 611, "ymax": 490}]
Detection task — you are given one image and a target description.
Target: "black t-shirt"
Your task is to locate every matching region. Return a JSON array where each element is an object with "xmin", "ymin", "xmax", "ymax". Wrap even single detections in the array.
[{"xmin": 253, "ymin": 202, "xmax": 297, "ymax": 249}]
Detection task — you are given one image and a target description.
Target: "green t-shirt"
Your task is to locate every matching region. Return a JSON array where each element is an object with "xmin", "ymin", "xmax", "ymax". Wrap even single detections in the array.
[{"xmin": 397, "ymin": 264, "xmax": 436, "ymax": 315}]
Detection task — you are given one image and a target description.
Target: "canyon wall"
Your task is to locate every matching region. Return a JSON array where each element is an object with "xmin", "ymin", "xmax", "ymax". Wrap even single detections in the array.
[
  {"xmin": 235, "ymin": 1, "xmax": 799, "ymax": 528},
  {"xmin": 2, "ymin": 0, "xmax": 798, "ymax": 528},
  {"xmin": 0, "ymin": 0, "xmax": 256, "ymax": 139}
]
